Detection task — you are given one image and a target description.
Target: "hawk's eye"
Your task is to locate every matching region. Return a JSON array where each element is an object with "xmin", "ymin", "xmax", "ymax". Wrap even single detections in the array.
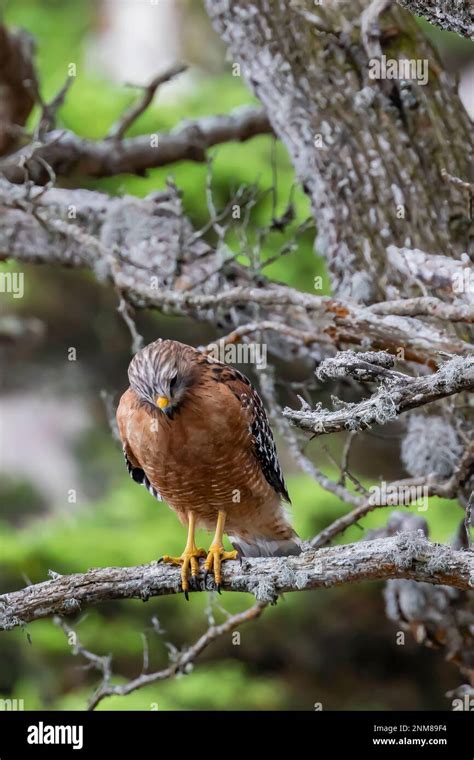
[{"xmin": 169, "ymin": 375, "xmax": 178, "ymax": 391}]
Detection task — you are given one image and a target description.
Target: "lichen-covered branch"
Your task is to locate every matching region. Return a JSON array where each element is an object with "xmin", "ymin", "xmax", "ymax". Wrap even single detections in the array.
[
  {"xmin": 1, "ymin": 177, "xmax": 471, "ymax": 365},
  {"xmin": 398, "ymin": 0, "xmax": 474, "ymax": 39},
  {"xmin": 283, "ymin": 354, "xmax": 474, "ymax": 435},
  {"xmin": 1, "ymin": 535, "xmax": 473, "ymax": 632}
]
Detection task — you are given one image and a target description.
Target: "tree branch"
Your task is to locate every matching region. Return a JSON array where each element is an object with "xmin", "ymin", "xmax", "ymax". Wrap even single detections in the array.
[
  {"xmin": 54, "ymin": 602, "xmax": 267, "ymax": 710},
  {"xmin": 1, "ymin": 535, "xmax": 473, "ymax": 631},
  {"xmin": 107, "ymin": 63, "xmax": 188, "ymax": 140},
  {"xmin": 283, "ymin": 355, "xmax": 474, "ymax": 435},
  {"xmin": 397, "ymin": 0, "xmax": 474, "ymax": 39},
  {"xmin": 0, "ymin": 105, "xmax": 272, "ymax": 184},
  {"xmin": 1, "ymin": 177, "xmax": 471, "ymax": 364}
]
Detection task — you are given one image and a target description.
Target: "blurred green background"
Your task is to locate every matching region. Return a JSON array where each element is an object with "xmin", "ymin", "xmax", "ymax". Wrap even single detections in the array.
[{"xmin": 0, "ymin": 0, "xmax": 470, "ymax": 711}]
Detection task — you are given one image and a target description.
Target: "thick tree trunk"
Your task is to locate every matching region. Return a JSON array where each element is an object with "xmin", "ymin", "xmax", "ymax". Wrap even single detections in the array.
[{"xmin": 206, "ymin": 0, "xmax": 472, "ymax": 302}]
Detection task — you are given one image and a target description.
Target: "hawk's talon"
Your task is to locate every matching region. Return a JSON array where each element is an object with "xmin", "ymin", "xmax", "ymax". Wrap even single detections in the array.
[
  {"xmin": 203, "ymin": 544, "xmax": 238, "ymax": 588},
  {"xmin": 161, "ymin": 547, "xmax": 206, "ymax": 596}
]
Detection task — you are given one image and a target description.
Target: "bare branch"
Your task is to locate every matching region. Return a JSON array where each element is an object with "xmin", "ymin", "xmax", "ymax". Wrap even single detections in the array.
[
  {"xmin": 107, "ymin": 63, "xmax": 187, "ymax": 140},
  {"xmin": 311, "ymin": 463, "xmax": 473, "ymax": 548},
  {"xmin": 361, "ymin": 0, "xmax": 395, "ymax": 60},
  {"xmin": 258, "ymin": 367, "xmax": 363, "ymax": 507},
  {"xmin": 0, "ymin": 106, "xmax": 272, "ymax": 184},
  {"xmin": 54, "ymin": 603, "xmax": 266, "ymax": 710},
  {"xmin": 37, "ymin": 76, "xmax": 75, "ymax": 136},
  {"xmin": 88, "ymin": 602, "xmax": 265, "ymax": 710},
  {"xmin": 116, "ymin": 294, "xmax": 144, "ymax": 354}
]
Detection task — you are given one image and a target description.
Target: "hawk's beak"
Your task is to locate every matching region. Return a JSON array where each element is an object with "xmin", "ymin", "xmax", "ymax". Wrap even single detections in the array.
[{"xmin": 156, "ymin": 396, "xmax": 170, "ymax": 410}]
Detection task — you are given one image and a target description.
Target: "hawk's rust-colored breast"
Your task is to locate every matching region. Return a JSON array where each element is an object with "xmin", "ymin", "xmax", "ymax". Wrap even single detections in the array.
[{"xmin": 116, "ymin": 347, "xmax": 296, "ymax": 545}]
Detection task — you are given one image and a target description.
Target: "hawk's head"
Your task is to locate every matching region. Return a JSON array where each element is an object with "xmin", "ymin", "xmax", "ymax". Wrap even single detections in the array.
[{"xmin": 128, "ymin": 339, "xmax": 198, "ymax": 416}]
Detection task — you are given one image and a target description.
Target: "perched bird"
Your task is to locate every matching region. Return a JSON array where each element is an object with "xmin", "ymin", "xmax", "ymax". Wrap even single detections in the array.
[{"xmin": 116, "ymin": 338, "xmax": 301, "ymax": 596}]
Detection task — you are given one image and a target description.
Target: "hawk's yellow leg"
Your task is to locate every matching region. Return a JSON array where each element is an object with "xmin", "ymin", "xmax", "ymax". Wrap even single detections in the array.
[
  {"xmin": 204, "ymin": 510, "xmax": 238, "ymax": 592},
  {"xmin": 161, "ymin": 511, "xmax": 206, "ymax": 599}
]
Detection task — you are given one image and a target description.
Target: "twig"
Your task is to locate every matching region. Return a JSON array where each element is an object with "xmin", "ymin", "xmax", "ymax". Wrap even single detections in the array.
[
  {"xmin": 440, "ymin": 168, "xmax": 474, "ymax": 195},
  {"xmin": 100, "ymin": 390, "xmax": 121, "ymax": 442},
  {"xmin": 312, "ymin": 447, "xmax": 474, "ymax": 547},
  {"xmin": 258, "ymin": 367, "xmax": 362, "ymax": 506},
  {"xmin": 464, "ymin": 492, "xmax": 473, "ymax": 550},
  {"xmin": 361, "ymin": 0, "xmax": 394, "ymax": 60},
  {"xmin": 339, "ymin": 431, "xmax": 357, "ymax": 486},
  {"xmin": 89, "ymin": 601, "xmax": 266, "ymax": 709},
  {"xmin": 38, "ymin": 75, "xmax": 74, "ymax": 135},
  {"xmin": 107, "ymin": 63, "xmax": 187, "ymax": 140},
  {"xmin": 116, "ymin": 292, "xmax": 144, "ymax": 354}
]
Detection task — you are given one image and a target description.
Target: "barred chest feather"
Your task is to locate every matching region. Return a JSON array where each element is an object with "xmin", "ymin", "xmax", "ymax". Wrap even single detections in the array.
[{"xmin": 116, "ymin": 354, "xmax": 292, "ymax": 538}]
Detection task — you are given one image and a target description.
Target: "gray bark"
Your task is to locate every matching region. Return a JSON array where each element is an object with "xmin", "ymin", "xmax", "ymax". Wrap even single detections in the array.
[
  {"xmin": 283, "ymin": 354, "xmax": 474, "ymax": 434},
  {"xmin": 1, "ymin": 178, "xmax": 470, "ymax": 366},
  {"xmin": 1, "ymin": 534, "xmax": 473, "ymax": 630},
  {"xmin": 398, "ymin": 0, "xmax": 474, "ymax": 38},
  {"xmin": 205, "ymin": 0, "xmax": 473, "ymax": 302},
  {"xmin": 0, "ymin": 106, "xmax": 271, "ymax": 184}
]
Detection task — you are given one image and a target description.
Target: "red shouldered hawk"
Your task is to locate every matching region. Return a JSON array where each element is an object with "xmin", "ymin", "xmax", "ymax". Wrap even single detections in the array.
[{"xmin": 116, "ymin": 338, "xmax": 301, "ymax": 597}]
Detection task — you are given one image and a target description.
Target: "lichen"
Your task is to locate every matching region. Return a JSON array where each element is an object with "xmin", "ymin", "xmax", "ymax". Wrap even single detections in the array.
[{"xmin": 401, "ymin": 414, "xmax": 463, "ymax": 478}]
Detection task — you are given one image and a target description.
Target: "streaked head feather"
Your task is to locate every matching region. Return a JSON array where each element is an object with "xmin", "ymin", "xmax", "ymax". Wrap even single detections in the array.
[{"xmin": 128, "ymin": 339, "xmax": 198, "ymax": 413}]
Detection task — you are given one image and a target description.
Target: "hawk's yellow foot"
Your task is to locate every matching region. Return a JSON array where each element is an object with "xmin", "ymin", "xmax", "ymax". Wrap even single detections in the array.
[
  {"xmin": 203, "ymin": 510, "xmax": 238, "ymax": 592},
  {"xmin": 203, "ymin": 545, "xmax": 238, "ymax": 592},
  {"xmin": 161, "ymin": 548, "xmax": 206, "ymax": 599},
  {"xmin": 159, "ymin": 511, "xmax": 205, "ymax": 599}
]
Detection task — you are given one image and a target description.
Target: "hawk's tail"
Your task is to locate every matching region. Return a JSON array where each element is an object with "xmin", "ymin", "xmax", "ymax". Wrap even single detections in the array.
[{"xmin": 228, "ymin": 533, "xmax": 302, "ymax": 558}]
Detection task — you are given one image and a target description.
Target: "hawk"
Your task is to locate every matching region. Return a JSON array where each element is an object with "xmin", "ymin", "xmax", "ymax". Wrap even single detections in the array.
[{"xmin": 116, "ymin": 338, "xmax": 301, "ymax": 597}]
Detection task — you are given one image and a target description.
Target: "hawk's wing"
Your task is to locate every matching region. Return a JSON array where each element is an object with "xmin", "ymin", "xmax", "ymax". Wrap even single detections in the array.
[
  {"xmin": 117, "ymin": 388, "xmax": 163, "ymax": 503},
  {"xmin": 204, "ymin": 359, "xmax": 291, "ymax": 503},
  {"xmin": 122, "ymin": 442, "xmax": 163, "ymax": 502}
]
